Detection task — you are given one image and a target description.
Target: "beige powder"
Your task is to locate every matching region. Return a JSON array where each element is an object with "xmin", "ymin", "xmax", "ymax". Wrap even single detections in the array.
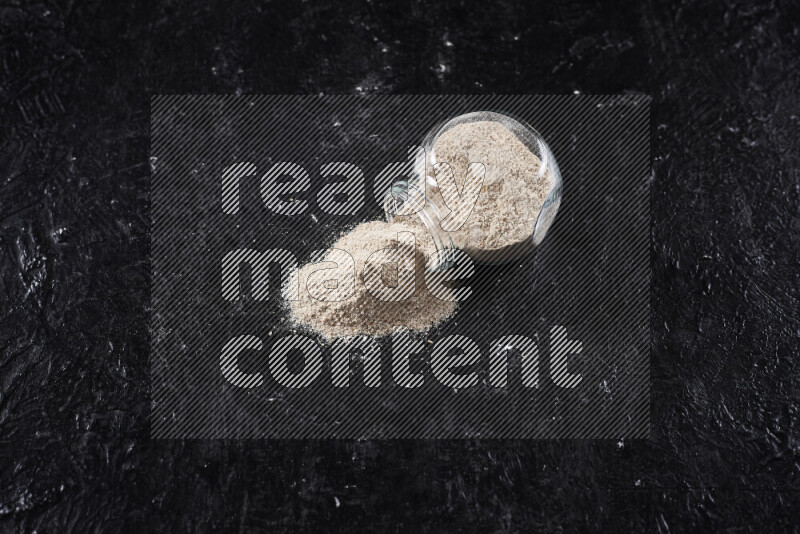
[
  {"xmin": 286, "ymin": 220, "xmax": 456, "ymax": 341},
  {"xmin": 286, "ymin": 118, "xmax": 554, "ymax": 339},
  {"xmin": 428, "ymin": 120, "xmax": 553, "ymax": 255}
]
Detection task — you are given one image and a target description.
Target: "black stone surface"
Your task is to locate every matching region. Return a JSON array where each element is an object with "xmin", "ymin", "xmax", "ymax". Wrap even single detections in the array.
[{"xmin": 1, "ymin": 0, "xmax": 799, "ymax": 531}]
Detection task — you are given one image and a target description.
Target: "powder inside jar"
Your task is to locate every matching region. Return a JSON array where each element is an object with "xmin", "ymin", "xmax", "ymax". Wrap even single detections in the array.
[
  {"xmin": 286, "ymin": 220, "xmax": 456, "ymax": 341},
  {"xmin": 427, "ymin": 120, "xmax": 554, "ymax": 256}
]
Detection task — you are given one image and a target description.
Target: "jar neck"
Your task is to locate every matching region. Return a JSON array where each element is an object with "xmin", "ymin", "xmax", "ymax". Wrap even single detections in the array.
[{"xmin": 383, "ymin": 180, "xmax": 454, "ymax": 271}]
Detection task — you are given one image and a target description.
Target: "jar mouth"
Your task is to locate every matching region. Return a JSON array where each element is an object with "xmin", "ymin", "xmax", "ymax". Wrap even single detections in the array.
[{"xmin": 383, "ymin": 181, "xmax": 455, "ymax": 271}]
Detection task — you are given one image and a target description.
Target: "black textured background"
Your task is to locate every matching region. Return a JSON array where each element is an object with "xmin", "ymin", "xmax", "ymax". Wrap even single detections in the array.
[
  {"xmin": 151, "ymin": 95, "xmax": 649, "ymax": 439},
  {"xmin": 1, "ymin": 0, "xmax": 799, "ymax": 531}
]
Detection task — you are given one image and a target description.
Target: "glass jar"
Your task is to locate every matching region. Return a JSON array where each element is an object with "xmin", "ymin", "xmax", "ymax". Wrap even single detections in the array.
[{"xmin": 383, "ymin": 110, "xmax": 562, "ymax": 268}]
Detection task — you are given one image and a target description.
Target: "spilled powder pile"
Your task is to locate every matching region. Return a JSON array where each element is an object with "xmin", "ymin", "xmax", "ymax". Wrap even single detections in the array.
[
  {"xmin": 286, "ymin": 220, "xmax": 456, "ymax": 341},
  {"xmin": 427, "ymin": 120, "xmax": 554, "ymax": 255},
  {"xmin": 286, "ymin": 119, "xmax": 554, "ymax": 339}
]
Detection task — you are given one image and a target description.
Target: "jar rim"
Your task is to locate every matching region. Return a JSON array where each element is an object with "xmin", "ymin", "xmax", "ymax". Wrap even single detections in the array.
[{"xmin": 383, "ymin": 180, "xmax": 455, "ymax": 271}]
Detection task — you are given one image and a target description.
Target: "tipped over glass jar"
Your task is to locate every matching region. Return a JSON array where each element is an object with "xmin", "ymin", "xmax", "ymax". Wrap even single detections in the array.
[{"xmin": 384, "ymin": 111, "xmax": 562, "ymax": 267}]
